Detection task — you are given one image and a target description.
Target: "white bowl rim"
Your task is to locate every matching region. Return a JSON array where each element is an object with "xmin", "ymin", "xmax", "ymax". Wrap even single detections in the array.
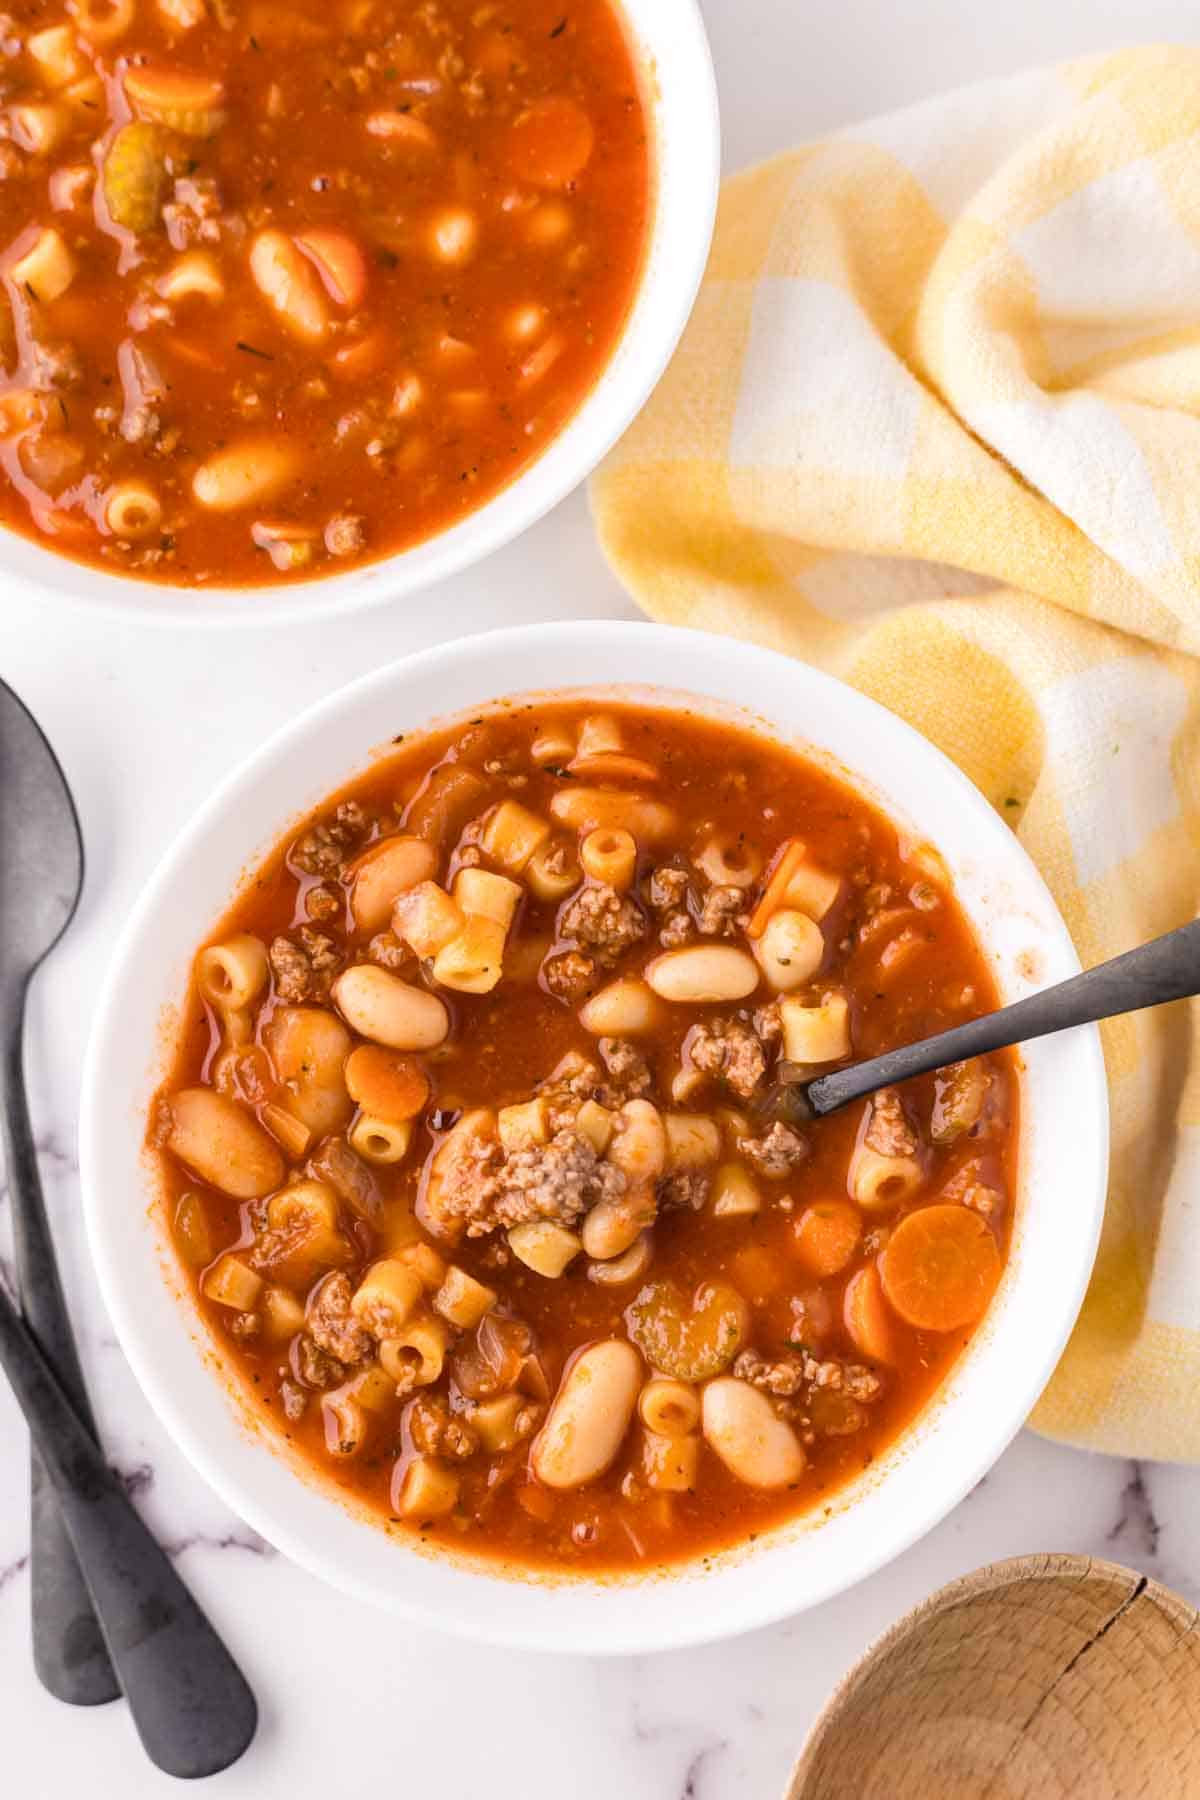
[
  {"xmin": 80, "ymin": 621, "xmax": 1109, "ymax": 1654},
  {"xmin": 1, "ymin": 0, "xmax": 719, "ymax": 629}
]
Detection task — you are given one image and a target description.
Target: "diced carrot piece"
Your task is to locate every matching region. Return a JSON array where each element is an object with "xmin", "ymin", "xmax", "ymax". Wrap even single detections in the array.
[
  {"xmin": 504, "ymin": 95, "xmax": 594, "ymax": 189},
  {"xmin": 345, "ymin": 1045, "xmax": 430, "ymax": 1123},
  {"xmin": 843, "ymin": 1264, "xmax": 896, "ymax": 1363},
  {"xmin": 294, "ymin": 228, "xmax": 368, "ymax": 310},
  {"xmin": 746, "ymin": 838, "xmax": 806, "ymax": 939},
  {"xmin": 794, "ymin": 1200, "xmax": 862, "ymax": 1277},
  {"xmin": 879, "ymin": 1205, "xmax": 1002, "ymax": 1331}
]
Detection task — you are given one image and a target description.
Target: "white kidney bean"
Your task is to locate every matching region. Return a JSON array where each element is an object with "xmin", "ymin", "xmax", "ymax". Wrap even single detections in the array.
[
  {"xmin": 578, "ymin": 976, "xmax": 660, "ymax": 1036},
  {"xmin": 701, "ymin": 1377, "xmax": 807, "ymax": 1488},
  {"xmin": 580, "ymin": 1189, "xmax": 654, "ymax": 1261},
  {"xmin": 532, "ymin": 1339, "xmax": 642, "ymax": 1490},
  {"xmin": 192, "ymin": 438, "xmax": 298, "ymax": 511},
  {"xmin": 332, "ymin": 963, "xmax": 449, "ymax": 1050},
  {"xmin": 645, "ymin": 945, "xmax": 759, "ymax": 1004},
  {"xmin": 166, "ymin": 1087, "xmax": 283, "ymax": 1198}
]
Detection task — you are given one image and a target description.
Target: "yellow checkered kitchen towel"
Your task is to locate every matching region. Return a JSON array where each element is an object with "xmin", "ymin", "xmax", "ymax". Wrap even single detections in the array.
[{"xmin": 591, "ymin": 47, "xmax": 1200, "ymax": 1461}]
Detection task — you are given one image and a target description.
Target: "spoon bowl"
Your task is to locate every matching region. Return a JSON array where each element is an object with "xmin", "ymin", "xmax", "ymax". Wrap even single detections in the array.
[{"xmin": 0, "ymin": 679, "xmax": 83, "ymax": 976}]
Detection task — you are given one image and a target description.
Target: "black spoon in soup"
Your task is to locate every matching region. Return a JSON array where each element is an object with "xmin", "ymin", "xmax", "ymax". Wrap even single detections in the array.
[{"xmin": 759, "ymin": 915, "xmax": 1200, "ymax": 1128}]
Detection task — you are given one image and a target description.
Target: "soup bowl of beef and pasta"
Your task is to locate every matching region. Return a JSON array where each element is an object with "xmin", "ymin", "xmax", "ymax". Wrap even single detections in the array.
[
  {"xmin": 81, "ymin": 622, "xmax": 1107, "ymax": 1651},
  {"xmin": 0, "ymin": 0, "xmax": 716, "ymax": 619}
]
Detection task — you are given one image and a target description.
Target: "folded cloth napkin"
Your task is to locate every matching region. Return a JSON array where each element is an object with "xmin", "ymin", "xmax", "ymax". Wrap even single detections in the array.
[{"xmin": 591, "ymin": 46, "xmax": 1200, "ymax": 1461}]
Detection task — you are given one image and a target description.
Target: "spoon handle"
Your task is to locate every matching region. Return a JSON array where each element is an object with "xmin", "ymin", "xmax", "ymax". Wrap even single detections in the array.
[
  {"xmin": 0, "ymin": 1273, "xmax": 258, "ymax": 1778},
  {"xmin": 1, "ymin": 976, "xmax": 119, "ymax": 1705},
  {"xmin": 806, "ymin": 916, "xmax": 1200, "ymax": 1117}
]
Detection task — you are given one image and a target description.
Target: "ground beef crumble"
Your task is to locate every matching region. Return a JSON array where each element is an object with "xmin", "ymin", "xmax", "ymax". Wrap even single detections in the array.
[
  {"xmin": 647, "ymin": 865, "xmax": 690, "ymax": 910},
  {"xmin": 559, "ymin": 882, "xmax": 647, "ymax": 962},
  {"xmin": 657, "ymin": 1169, "xmax": 710, "ymax": 1211},
  {"xmin": 687, "ymin": 1015, "xmax": 768, "ymax": 1098},
  {"xmin": 290, "ymin": 800, "xmax": 370, "ymax": 877},
  {"xmin": 597, "ymin": 1036, "xmax": 652, "ymax": 1100},
  {"xmin": 734, "ymin": 1348, "xmax": 883, "ymax": 1402},
  {"xmin": 430, "ymin": 1124, "xmax": 627, "ymax": 1238},
  {"xmin": 864, "ymin": 1088, "xmax": 918, "ymax": 1157},
  {"xmin": 367, "ymin": 928, "xmax": 410, "ymax": 970},
  {"xmin": 543, "ymin": 949, "xmax": 596, "ymax": 1001},
  {"xmin": 269, "ymin": 927, "xmax": 343, "ymax": 1001},
  {"xmin": 658, "ymin": 909, "xmax": 694, "ymax": 948},
  {"xmin": 406, "ymin": 1394, "xmax": 480, "ymax": 1461},
  {"xmin": 695, "ymin": 884, "xmax": 744, "ymax": 936},
  {"xmin": 737, "ymin": 1120, "xmax": 809, "ymax": 1177},
  {"xmin": 304, "ymin": 881, "xmax": 342, "ymax": 923},
  {"xmin": 294, "ymin": 1333, "xmax": 347, "ymax": 1390},
  {"xmin": 306, "ymin": 1272, "xmax": 371, "ymax": 1366}
]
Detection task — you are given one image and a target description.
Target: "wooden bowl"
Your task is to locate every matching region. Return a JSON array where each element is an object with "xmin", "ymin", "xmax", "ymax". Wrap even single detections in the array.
[{"xmin": 788, "ymin": 1554, "xmax": 1200, "ymax": 1798}]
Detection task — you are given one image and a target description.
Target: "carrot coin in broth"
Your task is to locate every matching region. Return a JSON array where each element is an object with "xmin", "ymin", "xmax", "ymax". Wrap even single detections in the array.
[{"xmin": 151, "ymin": 701, "xmax": 1018, "ymax": 1572}]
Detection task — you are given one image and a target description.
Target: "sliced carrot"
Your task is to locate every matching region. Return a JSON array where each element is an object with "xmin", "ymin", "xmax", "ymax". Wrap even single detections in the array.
[
  {"xmin": 566, "ymin": 751, "xmax": 659, "ymax": 784},
  {"xmin": 345, "ymin": 1045, "xmax": 430, "ymax": 1124},
  {"xmin": 505, "ymin": 95, "xmax": 594, "ymax": 189},
  {"xmin": 794, "ymin": 1200, "xmax": 862, "ymax": 1278},
  {"xmin": 746, "ymin": 837, "xmax": 806, "ymax": 939},
  {"xmin": 294, "ymin": 228, "xmax": 368, "ymax": 310},
  {"xmin": 879, "ymin": 1204, "xmax": 1001, "ymax": 1331},
  {"xmin": 843, "ymin": 1264, "xmax": 896, "ymax": 1363}
]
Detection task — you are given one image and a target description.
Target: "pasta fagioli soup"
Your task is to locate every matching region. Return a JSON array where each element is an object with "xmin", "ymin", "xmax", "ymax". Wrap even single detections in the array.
[
  {"xmin": 0, "ymin": 0, "xmax": 648, "ymax": 587},
  {"xmin": 152, "ymin": 700, "xmax": 1017, "ymax": 1572}
]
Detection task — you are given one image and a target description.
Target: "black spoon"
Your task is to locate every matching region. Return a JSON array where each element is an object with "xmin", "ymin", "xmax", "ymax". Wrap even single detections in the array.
[
  {"xmin": 0, "ymin": 1271, "xmax": 258, "ymax": 1777},
  {"xmin": 762, "ymin": 915, "xmax": 1200, "ymax": 1127},
  {"xmin": 0, "ymin": 676, "xmax": 117, "ymax": 1706},
  {"xmin": 0, "ymin": 678, "xmax": 256, "ymax": 1774}
]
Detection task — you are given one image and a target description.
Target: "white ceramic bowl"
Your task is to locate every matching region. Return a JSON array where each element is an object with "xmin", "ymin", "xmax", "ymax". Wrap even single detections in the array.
[
  {"xmin": 6, "ymin": 2, "xmax": 718, "ymax": 627},
  {"xmin": 81, "ymin": 622, "xmax": 1108, "ymax": 1653}
]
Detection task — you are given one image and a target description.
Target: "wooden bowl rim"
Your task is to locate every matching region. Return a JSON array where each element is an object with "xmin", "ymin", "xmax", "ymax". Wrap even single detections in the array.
[{"xmin": 787, "ymin": 1552, "xmax": 1199, "ymax": 1797}]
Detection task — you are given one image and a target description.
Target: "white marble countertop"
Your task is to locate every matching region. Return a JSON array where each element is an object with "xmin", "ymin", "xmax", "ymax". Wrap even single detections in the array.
[{"xmin": 5, "ymin": 1, "xmax": 1200, "ymax": 1793}]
